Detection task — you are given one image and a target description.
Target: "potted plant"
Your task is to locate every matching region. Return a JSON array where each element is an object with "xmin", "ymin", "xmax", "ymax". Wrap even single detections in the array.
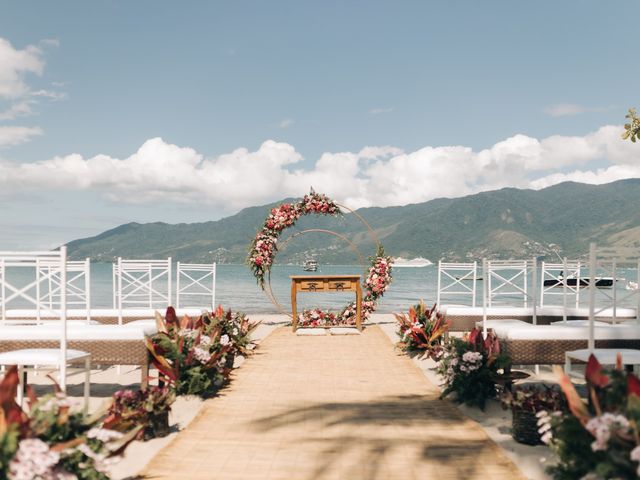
[
  {"xmin": 501, "ymin": 383, "xmax": 566, "ymax": 445},
  {"xmin": 437, "ymin": 328, "xmax": 511, "ymax": 410},
  {"xmin": 105, "ymin": 386, "xmax": 175, "ymax": 440},
  {"xmin": 541, "ymin": 354, "xmax": 640, "ymax": 479},
  {"xmin": 395, "ymin": 300, "xmax": 450, "ymax": 360}
]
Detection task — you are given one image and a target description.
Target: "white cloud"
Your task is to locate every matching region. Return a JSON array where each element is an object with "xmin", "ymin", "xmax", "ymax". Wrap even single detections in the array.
[
  {"xmin": 0, "ymin": 124, "xmax": 638, "ymax": 211},
  {"xmin": 0, "ymin": 37, "xmax": 63, "ymax": 122},
  {"xmin": 369, "ymin": 107, "xmax": 394, "ymax": 115},
  {"xmin": 0, "ymin": 126, "xmax": 42, "ymax": 147},
  {"xmin": 0, "ymin": 38, "xmax": 45, "ymax": 99},
  {"xmin": 544, "ymin": 103, "xmax": 613, "ymax": 117},
  {"xmin": 0, "ymin": 101, "xmax": 34, "ymax": 120},
  {"xmin": 279, "ymin": 118, "xmax": 294, "ymax": 129},
  {"xmin": 39, "ymin": 38, "xmax": 60, "ymax": 48}
]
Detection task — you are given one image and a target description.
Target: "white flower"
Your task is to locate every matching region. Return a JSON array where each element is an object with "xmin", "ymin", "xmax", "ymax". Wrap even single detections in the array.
[
  {"xmin": 585, "ymin": 413, "xmax": 631, "ymax": 452},
  {"xmin": 87, "ymin": 428, "xmax": 124, "ymax": 443},
  {"xmin": 193, "ymin": 347, "xmax": 211, "ymax": 364},
  {"xmin": 631, "ymin": 445, "xmax": 640, "ymax": 462},
  {"xmin": 199, "ymin": 335, "xmax": 212, "ymax": 346},
  {"xmin": 220, "ymin": 334, "xmax": 230, "ymax": 346},
  {"xmin": 9, "ymin": 439, "xmax": 61, "ymax": 480},
  {"xmin": 462, "ymin": 351, "xmax": 483, "ymax": 364}
]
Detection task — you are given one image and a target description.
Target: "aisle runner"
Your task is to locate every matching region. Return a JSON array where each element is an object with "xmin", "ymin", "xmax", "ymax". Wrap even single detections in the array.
[{"xmin": 143, "ymin": 326, "xmax": 525, "ymax": 480}]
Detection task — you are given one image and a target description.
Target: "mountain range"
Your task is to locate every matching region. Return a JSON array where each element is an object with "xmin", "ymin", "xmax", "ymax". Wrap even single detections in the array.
[{"xmin": 66, "ymin": 179, "xmax": 640, "ymax": 264}]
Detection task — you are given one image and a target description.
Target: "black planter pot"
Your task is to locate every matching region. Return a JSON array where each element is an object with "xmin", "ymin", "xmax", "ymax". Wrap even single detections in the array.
[
  {"xmin": 225, "ymin": 352, "xmax": 236, "ymax": 370},
  {"xmin": 144, "ymin": 411, "xmax": 171, "ymax": 440},
  {"xmin": 512, "ymin": 408, "xmax": 542, "ymax": 445}
]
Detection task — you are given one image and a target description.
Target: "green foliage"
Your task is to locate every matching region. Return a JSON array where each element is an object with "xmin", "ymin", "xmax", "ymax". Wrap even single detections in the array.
[
  {"xmin": 106, "ymin": 386, "xmax": 175, "ymax": 439},
  {"xmin": 622, "ymin": 107, "xmax": 640, "ymax": 143},
  {"xmin": 546, "ymin": 414, "xmax": 604, "ymax": 480},
  {"xmin": 0, "ymin": 426, "xmax": 19, "ymax": 480}
]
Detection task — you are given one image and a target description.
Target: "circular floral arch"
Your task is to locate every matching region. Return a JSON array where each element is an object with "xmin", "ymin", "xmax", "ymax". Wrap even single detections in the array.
[{"xmin": 248, "ymin": 190, "xmax": 393, "ymax": 327}]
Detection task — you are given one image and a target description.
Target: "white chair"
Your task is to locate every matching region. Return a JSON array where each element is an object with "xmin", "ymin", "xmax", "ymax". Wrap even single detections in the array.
[
  {"xmin": 113, "ymin": 257, "xmax": 172, "ymax": 325},
  {"xmin": 176, "ymin": 262, "xmax": 216, "ymax": 309},
  {"xmin": 0, "ymin": 247, "xmax": 91, "ymax": 411}
]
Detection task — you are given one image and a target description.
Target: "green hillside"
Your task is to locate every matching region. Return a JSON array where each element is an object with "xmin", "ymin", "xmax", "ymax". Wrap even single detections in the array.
[{"xmin": 66, "ymin": 179, "xmax": 640, "ymax": 263}]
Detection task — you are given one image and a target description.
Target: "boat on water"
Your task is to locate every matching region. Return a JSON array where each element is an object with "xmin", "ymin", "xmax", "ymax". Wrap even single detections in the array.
[
  {"xmin": 303, "ymin": 259, "xmax": 318, "ymax": 272},
  {"xmin": 393, "ymin": 257, "xmax": 432, "ymax": 268},
  {"xmin": 543, "ymin": 276, "xmax": 615, "ymax": 288}
]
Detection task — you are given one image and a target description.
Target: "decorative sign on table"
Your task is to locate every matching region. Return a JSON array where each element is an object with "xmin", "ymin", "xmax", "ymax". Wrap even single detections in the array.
[{"xmin": 290, "ymin": 275, "xmax": 362, "ymax": 331}]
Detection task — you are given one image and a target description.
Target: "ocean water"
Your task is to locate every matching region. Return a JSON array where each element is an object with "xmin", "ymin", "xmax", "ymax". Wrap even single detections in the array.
[{"xmin": 2, "ymin": 262, "xmax": 638, "ymax": 314}]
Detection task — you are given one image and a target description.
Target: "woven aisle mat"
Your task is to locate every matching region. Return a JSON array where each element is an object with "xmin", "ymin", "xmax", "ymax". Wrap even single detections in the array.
[{"xmin": 142, "ymin": 326, "xmax": 526, "ymax": 480}]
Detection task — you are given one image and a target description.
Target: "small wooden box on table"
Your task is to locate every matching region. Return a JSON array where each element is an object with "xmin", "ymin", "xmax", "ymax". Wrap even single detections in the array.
[{"xmin": 290, "ymin": 275, "xmax": 362, "ymax": 332}]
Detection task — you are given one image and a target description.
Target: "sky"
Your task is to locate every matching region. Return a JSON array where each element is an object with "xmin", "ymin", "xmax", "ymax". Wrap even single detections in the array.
[{"xmin": 0, "ymin": 1, "xmax": 639, "ymax": 249}]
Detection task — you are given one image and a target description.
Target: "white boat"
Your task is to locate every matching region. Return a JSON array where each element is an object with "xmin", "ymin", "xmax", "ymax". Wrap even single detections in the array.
[
  {"xmin": 393, "ymin": 257, "xmax": 432, "ymax": 268},
  {"xmin": 303, "ymin": 259, "xmax": 318, "ymax": 271}
]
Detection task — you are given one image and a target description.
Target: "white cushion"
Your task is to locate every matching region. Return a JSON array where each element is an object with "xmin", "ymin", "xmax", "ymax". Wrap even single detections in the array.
[
  {"xmin": 443, "ymin": 305, "xmax": 637, "ymax": 319},
  {"xmin": 296, "ymin": 328, "xmax": 327, "ymax": 336},
  {"xmin": 0, "ymin": 324, "xmax": 155, "ymax": 341},
  {"xmin": 0, "ymin": 348, "xmax": 90, "ymax": 365},
  {"xmin": 2, "ymin": 307, "xmax": 206, "ymax": 319},
  {"xmin": 445, "ymin": 306, "xmax": 535, "ymax": 316},
  {"xmin": 556, "ymin": 307, "xmax": 637, "ymax": 318},
  {"xmin": 550, "ymin": 320, "xmax": 612, "ymax": 327},
  {"xmin": 503, "ymin": 324, "xmax": 640, "ymax": 341},
  {"xmin": 329, "ymin": 328, "xmax": 361, "ymax": 335},
  {"xmin": 475, "ymin": 320, "xmax": 531, "ymax": 331}
]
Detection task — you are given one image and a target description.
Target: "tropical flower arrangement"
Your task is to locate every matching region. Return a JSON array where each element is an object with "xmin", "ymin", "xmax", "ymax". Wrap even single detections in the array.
[
  {"xmin": 104, "ymin": 386, "xmax": 175, "ymax": 440},
  {"xmin": 437, "ymin": 328, "xmax": 511, "ymax": 410},
  {"xmin": 298, "ymin": 245, "xmax": 394, "ymax": 327},
  {"xmin": 395, "ymin": 300, "xmax": 450, "ymax": 360},
  {"xmin": 146, "ymin": 306, "xmax": 259, "ymax": 397},
  {"xmin": 539, "ymin": 354, "xmax": 640, "ymax": 479},
  {"xmin": 0, "ymin": 366, "xmax": 139, "ymax": 480},
  {"xmin": 248, "ymin": 190, "xmax": 394, "ymax": 327},
  {"xmin": 248, "ymin": 190, "xmax": 342, "ymax": 288}
]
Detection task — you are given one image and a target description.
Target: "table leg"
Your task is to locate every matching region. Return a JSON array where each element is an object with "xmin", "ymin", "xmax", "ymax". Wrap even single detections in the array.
[{"xmin": 291, "ymin": 281, "xmax": 298, "ymax": 332}]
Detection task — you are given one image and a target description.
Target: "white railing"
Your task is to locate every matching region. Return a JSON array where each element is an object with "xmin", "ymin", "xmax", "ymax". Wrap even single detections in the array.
[
  {"xmin": 588, "ymin": 245, "xmax": 640, "ymax": 349},
  {"xmin": 176, "ymin": 262, "xmax": 216, "ymax": 309},
  {"xmin": 113, "ymin": 258, "xmax": 172, "ymax": 324},
  {"xmin": 436, "ymin": 261, "xmax": 478, "ymax": 307}
]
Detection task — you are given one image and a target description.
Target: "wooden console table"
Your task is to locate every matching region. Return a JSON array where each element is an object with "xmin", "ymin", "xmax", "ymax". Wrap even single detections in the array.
[{"xmin": 290, "ymin": 275, "xmax": 362, "ymax": 331}]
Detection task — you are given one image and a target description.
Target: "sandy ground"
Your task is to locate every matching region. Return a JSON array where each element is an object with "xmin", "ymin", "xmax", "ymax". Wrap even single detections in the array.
[{"xmin": 24, "ymin": 313, "xmax": 558, "ymax": 479}]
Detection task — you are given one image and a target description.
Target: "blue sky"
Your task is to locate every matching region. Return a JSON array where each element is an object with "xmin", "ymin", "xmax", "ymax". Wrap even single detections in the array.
[{"xmin": 0, "ymin": 1, "xmax": 638, "ymax": 248}]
